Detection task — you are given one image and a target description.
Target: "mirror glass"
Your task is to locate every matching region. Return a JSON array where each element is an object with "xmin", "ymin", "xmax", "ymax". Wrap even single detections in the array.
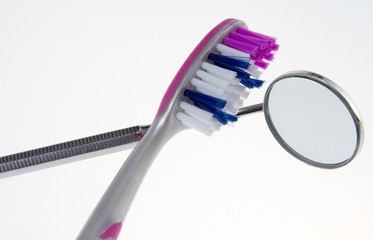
[{"xmin": 264, "ymin": 71, "xmax": 362, "ymax": 168}]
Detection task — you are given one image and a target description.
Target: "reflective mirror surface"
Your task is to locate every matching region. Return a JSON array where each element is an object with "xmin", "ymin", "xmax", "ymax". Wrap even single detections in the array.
[{"xmin": 264, "ymin": 71, "xmax": 363, "ymax": 168}]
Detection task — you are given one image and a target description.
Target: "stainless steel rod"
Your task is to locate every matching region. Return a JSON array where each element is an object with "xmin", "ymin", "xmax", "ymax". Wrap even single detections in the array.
[{"xmin": 236, "ymin": 103, "xmax": 263, "ymax": 116}]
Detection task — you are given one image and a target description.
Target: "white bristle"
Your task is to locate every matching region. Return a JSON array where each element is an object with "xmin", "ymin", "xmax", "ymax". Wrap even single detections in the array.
[
  {"xmin": 226, "ymin": 91, "xmax": 242, "ymax": 103},
  {"xmin": 195, "ymin": 86, "xmax": 230, "ymax": 103},
  {"xmin": 191, "ymin": 74, "xmax": 247, "ymax": 114},
  {"xmin": 216, "ymin": 43, "xmax": 250, "ymax": 58},
  {"xmin": 232, "ymin": 82, "xmax": 250, "ymax": 98},
  {"xmin": 224, "ymin": 103, "xmax": 237, "ymax": 114},
  {"xmin": 196, "ymin": 70, "xmax": 230, "ymax": 89},
  {"xmin": 234, "ymin": 87, "xmax": 250, "ymax": 99},
  {"xmin": 179, "ymin": 101, "xmax": 221, "ymax": 131},
  {"xmin": 225, "ymin": 97, "xmax": 244, "ymax": 113},
  {"xmin": 191, "ymin": 78, "xmax": 228, "ymax": 99},
  {"xmin": 193, "ymin": 78, "xmax": 241, "ymax": 107},
  {"xmin": 195, "ymin": 86, "xmax": 214, "ymax": 97},
  {"xmin": 176, "ymin": 112, "xmax": 213, "ymax": 136},
  {"xmin": 247, "ymin": 65, "xmax": 263, "ymax": 79},
  {"xmin": 201, "ymin": 62, "xmax": 237, "ymax": 81},
  {"xmin": 232, "ymin": 78, "xmax": 241, "ymax": 85},
  {"xmin": 226, "ymin": 77, "xmax": 240, "ymax": 86},
  {"xmin": 193, "ymin": 89, "xmax": 241, "ymax": 115},
  {"xmin": 222, "ymin": 87, "xmax": 238, "ymax": 99}
]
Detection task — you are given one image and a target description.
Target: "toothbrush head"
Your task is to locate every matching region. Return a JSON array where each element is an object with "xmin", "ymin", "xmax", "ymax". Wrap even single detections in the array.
[{"xmin": 155, "ymin": 18, "xmax": 278, "ymax": 136}]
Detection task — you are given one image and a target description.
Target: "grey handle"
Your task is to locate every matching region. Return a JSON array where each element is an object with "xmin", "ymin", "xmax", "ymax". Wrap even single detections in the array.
[{"xmin": 76, "ymin": 118, "xmax": 172, "ymax": 239}]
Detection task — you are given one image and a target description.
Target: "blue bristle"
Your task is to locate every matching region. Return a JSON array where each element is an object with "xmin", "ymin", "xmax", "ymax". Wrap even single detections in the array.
[
  {"xmin": 240, "ymin": 79, "xmax": 254, "ymax": 89},
  {"xmin": 240, "ymin": 78, "xmax": 265, "ymax": 89},
  {"xmin": 225, "ymin": 113, "xmax": 238, "ymax": 122},
  {"xmin": 213, "ymin": 62, "xmax": 264, "ymax": 89},
  {"xmin": 194, "ymin": 100, "xmax": 227, "ymax": 125},
  {"xmin": 184, "ymin": 90, "xmax": 238, "ymax": 125},
  {"xmin": 184, "ymin": 89, "xmax": 226, "ymax": 110},
  {"xmin": 193, "ymin": 100, "xmax": 238, "ymax": 125},
  {"xmin": 250, "ymin": 78, "xmax": 265, "ymax": 88},
  {"xmin": 208, "ymin": 53, "xmax": 250, "ymax": 69},
  {"xmin": 214, "ymin": 62, "xmax": 251, "ymax": 81}
]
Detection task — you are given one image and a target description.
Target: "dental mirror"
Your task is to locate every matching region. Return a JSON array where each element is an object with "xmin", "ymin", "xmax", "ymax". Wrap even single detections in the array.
[{"xmin": 263, "ymin": 70, "xmax": 363, "ymax": 168}]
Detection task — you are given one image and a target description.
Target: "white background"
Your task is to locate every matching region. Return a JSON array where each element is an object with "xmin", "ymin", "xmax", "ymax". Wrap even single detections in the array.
[{"xmin": 0, "ymin": 0, "xmax": 372, "ymax": 239}]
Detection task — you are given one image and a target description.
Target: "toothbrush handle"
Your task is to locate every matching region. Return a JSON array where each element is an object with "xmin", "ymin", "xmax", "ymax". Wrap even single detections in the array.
[{"xmin": 76, "ymin": 122, "xmax": 169, "ymax": 240}]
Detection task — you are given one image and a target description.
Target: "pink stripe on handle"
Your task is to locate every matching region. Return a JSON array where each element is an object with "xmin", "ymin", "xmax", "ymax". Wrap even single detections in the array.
[
  {"xmin": 100, "ymin": 222, "xmax": 122, "ymax": 240},
  {"xmin": 155, "ymin": 18, "xmax": 235, "ymax": 118}
]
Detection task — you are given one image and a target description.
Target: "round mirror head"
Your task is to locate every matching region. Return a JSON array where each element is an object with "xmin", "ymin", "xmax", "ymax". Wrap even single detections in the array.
[{"xmin": 264, "ymin": 71, "xmax": 363, "ymax": 168}]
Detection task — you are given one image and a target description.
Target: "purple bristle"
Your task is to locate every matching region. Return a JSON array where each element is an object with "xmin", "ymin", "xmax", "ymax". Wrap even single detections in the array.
[
  {"xmin": 254, "ymin": 61, "xmax": 269, "ymax": 69},
  {"xmin": 249, "ymin": 54, "xmax": 264, "ymax": 62},
  {"xmin": 223, "ymin": 37, "xmax": 259, "ymax": 56},
  {"xmin": 237, "ymin": 27, "xmax": 277, "ymax": 47},
  {"xmin": 263, "ymin": 52, "xmax": 274, "ymax": 61},
  {"xmin": 229, "ymin": 32, "xmax": 268, "ymax": 50},
  {"xmin": 271, "ymin": 43, "xmax": 280, "ymax": 51}
]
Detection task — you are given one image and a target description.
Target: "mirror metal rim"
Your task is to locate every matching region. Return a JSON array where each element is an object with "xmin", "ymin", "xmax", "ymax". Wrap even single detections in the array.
[{"xmin": 263, "ymin": 70, "xmax": 364, "ymax": 169}]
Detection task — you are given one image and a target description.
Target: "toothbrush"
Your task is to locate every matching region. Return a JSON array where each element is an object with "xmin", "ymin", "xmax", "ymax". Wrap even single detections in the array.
[{"xmin": 77, "ymin": 18, "xmax": 278, "ymax": 240}]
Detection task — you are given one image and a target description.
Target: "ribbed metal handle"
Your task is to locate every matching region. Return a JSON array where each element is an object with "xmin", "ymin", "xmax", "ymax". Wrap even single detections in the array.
[{"xmin": 0, "ymin": 125, "xmax": 150, "ymax": 175}]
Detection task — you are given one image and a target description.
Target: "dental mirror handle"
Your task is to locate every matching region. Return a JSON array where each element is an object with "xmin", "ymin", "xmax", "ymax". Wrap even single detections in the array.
[
  {"xmin": 0, "ymin": 104, "xmax": 263, "ymax": 177},
  {"xmin": 236, "ymin": 103, "xmax": 263, "ymax": 116},
  {"xmin": 0, "ymin": 126, "xmax": 149, "ymax": 178}
]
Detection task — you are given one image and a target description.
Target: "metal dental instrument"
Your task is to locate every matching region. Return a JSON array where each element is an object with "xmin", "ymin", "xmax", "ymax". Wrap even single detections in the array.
[{"xmin": 0, "ymin": 104, "xmax": 263, "ymax": 177}]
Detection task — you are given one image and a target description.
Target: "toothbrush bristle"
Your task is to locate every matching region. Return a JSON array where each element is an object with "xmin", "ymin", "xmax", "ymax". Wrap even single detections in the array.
[
  {"xmin": 184, "ymin": 89, "xmax": 227, "ymax": 110},
  {"xmin": 176, "ymin": 23, "xmax": 278, "ymax": 135},
  {"xmin": 223, "ymin": 37, "xmax": 259, "ymax": 57},
  {"xmin": 208, "ymin": 53, "xmax": 250, "ymax": 69}
]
